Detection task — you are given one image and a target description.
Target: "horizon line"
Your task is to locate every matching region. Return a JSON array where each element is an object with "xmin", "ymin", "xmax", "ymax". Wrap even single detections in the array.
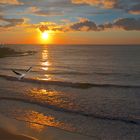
[{"xmin": 2, "ymin": 43, "xmax": 140, "ymax": 46}]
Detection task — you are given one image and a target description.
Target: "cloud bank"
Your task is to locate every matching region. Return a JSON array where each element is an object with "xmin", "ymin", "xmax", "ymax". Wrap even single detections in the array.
[
  {"xmin": 37, "ymin": 17, "xmax": 140, "ymax": 32},
  {"xmin": 0, "ymin": 16, "xmax": 24, "ymax": 28},
  {"xmin": 72, "ymin": 0, "xmax": 140, "ymax": 15},
  {"xmin": 128, "ymin": 4, "xmax": 140, "ymax": 15},
  {"xmin": 72, "ymin": 0, "xmax": 117, "ymax": 8}
]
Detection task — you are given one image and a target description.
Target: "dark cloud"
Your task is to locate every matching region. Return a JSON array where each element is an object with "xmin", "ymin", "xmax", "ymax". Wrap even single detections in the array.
[
  {"xmin": 0, "ymin": 16, "xmax": 24, "ymax": 28},
  {"xmin": 68, "ymin": 17, "xmax": 140, "ymax": 31},
  {"xmin": 69, "ymin": 19, "xmax": 98, "ymax": 31},
  {"xmin": 114, "ymin": 18, "xmax": 140, "ymax": 30},
  {"xmin": 37, "ymin": 19, "xmax": 98, "ymax": 32},
  {"xmin": 72, "ymin": 0, "xmax": 140, "ymax": 15},
  {"xmin": 98, "ymin": 23, "xmax": 113, "ymax": 30},
  {"xmin": 99, "ymin": 18, "xmax": 140, "ymax": 31},
  {"xmin": 36, "ymin": 17, "xmax": 140, "ymax": 32},
  {"xmin": 128, "ymin": 4, "xmax": 140, "ymax": 15},
  {"xmin": 37, "ymin": 22, "xmax": 61, "ymax": 32},
  {"xmin": 38, "ymin": 25, "xmax": 49, "ymax": 32}
]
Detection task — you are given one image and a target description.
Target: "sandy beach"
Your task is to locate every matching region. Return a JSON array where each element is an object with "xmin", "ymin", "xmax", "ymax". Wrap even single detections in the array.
[
  {"xmin": 0, "ymin": 128, "xmax": 37, "ymax": 140},
  {"xmin": 0, "ymin": 128, "xmax": 93, "ymax": 140},
  {"xmin": 0, "ymin": 114, "xmax": 94, "ymax": 140}
]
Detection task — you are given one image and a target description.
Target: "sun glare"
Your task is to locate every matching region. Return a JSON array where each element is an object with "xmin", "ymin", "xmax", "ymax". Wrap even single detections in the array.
[{"xmin": 42, "ymin": 32, "xmax": 49, "ymax": 40}]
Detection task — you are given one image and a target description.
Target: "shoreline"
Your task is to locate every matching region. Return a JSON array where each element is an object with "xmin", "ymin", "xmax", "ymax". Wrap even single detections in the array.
[
  {"xmin": 0, "ymin": 47, "xmax": 36, "ymax": 58},
  {"xmin": 0, "ymin": 128, "xmax": 37, "ymax": 140},
  {"xmin": 0, "ymin": 114, "xmax": 94, "ymax": 140}
]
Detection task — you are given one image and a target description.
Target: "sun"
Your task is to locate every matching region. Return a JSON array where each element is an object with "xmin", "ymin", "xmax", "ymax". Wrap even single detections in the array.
[{"xmin": 42, "ymin": 31, "xmax": 49, "ymax": 40}]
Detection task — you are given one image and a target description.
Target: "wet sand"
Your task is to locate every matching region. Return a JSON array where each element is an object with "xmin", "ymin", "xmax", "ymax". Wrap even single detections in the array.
[
  {"xmin": 0, "ymin": 128, "xmax": 37, "ymax": 140},
  {"xmin": 0, "ymin": 114, "xmax": 94, "ymax": 140}
]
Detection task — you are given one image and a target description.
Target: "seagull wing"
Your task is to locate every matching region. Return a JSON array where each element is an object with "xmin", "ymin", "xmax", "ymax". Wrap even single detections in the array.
[
  {"xmin": 26, "ymin": 66, "xmax": 32, "ymax": 72},
  {"xmin": 12, "ymin": 70, "xmax": 22, "ymax": 76}
]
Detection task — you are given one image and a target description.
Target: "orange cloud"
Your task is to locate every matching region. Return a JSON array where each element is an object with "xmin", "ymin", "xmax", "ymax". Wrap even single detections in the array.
[
  {"xmin": 128, "ymin": 4, "xmax": 140, "ymax": 15},
  {"xmin": 0, "ymin": 0, "xmax": 23, "ymax": 5},
  {"xmin": 72, "ymin": 0, "xmax": 117, "ymax": 8},
  {"xmin": 26, "ymin": 6, "xmax": 63, "ymax": 17},
  {"xmin": 1, "ymin": 16, "xmax": 140, "ymax": 33},
  {"xmin": 27, "ymin": 6, "xmax": 39, "ymax": 13},
  {"xmin": 129, "ymin": 11, "xmax": 140, "ymax": 15}
]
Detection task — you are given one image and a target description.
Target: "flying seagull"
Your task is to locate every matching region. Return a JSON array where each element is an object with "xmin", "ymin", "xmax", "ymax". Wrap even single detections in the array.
[{"xmin": 12, "ymin": 66, "xmax": 32, "ymax": 80}]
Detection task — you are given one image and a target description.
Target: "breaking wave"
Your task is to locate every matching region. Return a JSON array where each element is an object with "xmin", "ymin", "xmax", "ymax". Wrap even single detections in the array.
[
  {"xmin": 0, "ymin": 74, "xmax": 140, "ymax": 89},
  {"xmin": 0, "ymin": 97, "xmax": 139, "ymax": 125}
]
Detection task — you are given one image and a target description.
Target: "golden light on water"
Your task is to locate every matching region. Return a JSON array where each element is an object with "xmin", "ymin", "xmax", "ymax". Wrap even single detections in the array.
[
  {"xmin": 29, "ymin": 88, "xmax": 75, "ymax": 110},
  {"xmin": 29, "ymin": 88, "xmax": 64, "ymax": 107},
  {"xmin": 29, "ymin": 88, "xmax": 60, "ymax": 101},
  {"xmin": 23, "ymin": 111, "xmax": 64, "ymax": 131},
  {"xmin": 25, "ymin": 88, "xmax": 74, "ymax": 131},
  {"xmin": 31, "ymin": 88, "xmax": 48, "ymax": 95},
  {"xmin": 40, "ymin": 49, "xmax": 52, "ymax": 80},
  {"xmin": 42, "ymin": 50, "xmax": 50, "ymax": 70}
]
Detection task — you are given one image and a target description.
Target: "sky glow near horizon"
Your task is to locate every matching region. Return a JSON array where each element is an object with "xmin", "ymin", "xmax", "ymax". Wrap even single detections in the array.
[{"xmin": 0, "ymin": 0, "xmax": 140, "ymax": 44}]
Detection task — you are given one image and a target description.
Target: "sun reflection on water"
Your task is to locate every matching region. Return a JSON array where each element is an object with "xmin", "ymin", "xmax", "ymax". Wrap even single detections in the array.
[
  {"xmin": 29, "ymin": 88, "xmax": 62, "ymax": 103},
  {"xmin": 24, "ymin": 88, "xmax": 76, "ymax": 132},
  {"xmin": 40, "ymin": 48, "xmax": 52, "ymax": 80},
  {"xmin": 29, "ymin": 88, "xmax": 76, "ymax": 111},
  {"xmin": 23, "ymin": 111, "xmax": 65, "ymax": 132},
  {"xmin": 31, "ymin": 88, "xmax": 48, "ymax": 95}
]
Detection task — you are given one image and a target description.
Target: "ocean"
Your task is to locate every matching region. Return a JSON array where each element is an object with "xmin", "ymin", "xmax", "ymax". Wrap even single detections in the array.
[{"xmin": 0, "ymin": 44, "xmax": 140, "ymax": 139}]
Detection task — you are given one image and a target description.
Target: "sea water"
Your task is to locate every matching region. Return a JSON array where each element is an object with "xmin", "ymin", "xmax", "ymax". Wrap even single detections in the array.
[{"xmin": 0, "ymin": 44, "xmax": 140, "ymax": 139}]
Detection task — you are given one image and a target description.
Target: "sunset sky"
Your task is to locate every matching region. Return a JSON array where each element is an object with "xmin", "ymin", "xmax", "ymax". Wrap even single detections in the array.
[{"xmin": 0, "ymin": 0, "xmax": 140, "ymax": 44}]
